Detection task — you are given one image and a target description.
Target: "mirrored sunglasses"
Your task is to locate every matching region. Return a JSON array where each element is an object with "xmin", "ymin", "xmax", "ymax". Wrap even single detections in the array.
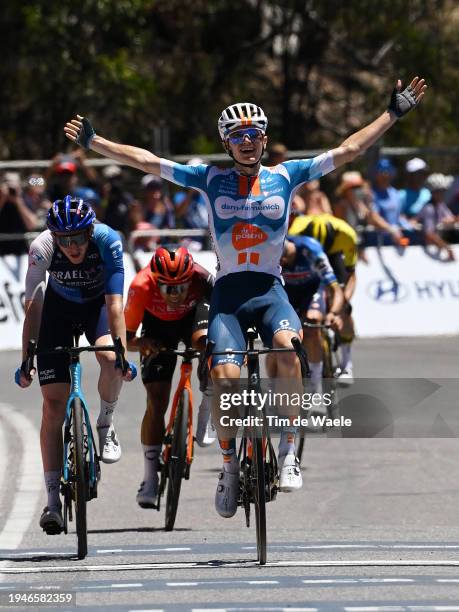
[
  {"xmin": 158, "ymin": 282, "xmax": 190, "ymax": 295},
  {"xmin": 228, "ymin": 128, "xmax": 263, "ymax": 145},
  {"xmin": 54, "ymin": 231, "xmax": 89, "ymax": 247}
]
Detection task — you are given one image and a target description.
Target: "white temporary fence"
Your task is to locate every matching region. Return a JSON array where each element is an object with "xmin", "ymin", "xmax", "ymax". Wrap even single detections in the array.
[{"xmin": 0, "ymin": 245, "xmax": 458, "ymax": 351}]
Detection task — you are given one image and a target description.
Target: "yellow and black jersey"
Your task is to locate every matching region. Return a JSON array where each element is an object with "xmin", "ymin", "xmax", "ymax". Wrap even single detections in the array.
[{"xmin": 289, "ymin": 214, "xmax": 358, "ymax": 271}]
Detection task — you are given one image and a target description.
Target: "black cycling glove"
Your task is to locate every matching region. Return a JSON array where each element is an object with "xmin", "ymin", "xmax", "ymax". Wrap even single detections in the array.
[
  {"xmin": 75, "ymin": 117, "xmax": 96, "ymax": 149},
  {"xmin": 388, "ymin": 84, "xmax": 418, "ymax": 118}
]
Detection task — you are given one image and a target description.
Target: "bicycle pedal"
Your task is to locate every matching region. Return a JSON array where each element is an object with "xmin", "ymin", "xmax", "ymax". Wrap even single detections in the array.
[
  {"xmin": 42, "ymin": 524, "xmax": 63, "ymax": 536},
  {"xmin": 138, "ymin": 500, "xmax": 158, "ymax": 510}
]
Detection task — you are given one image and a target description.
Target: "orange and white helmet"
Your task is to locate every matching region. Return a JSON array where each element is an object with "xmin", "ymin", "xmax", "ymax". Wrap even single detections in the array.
[
  {"xmin": 217, "ymin": 103, "xmax": 268, "ymax": 140},
  {"xmin": 150, "ymin": 247, "xmax": 194, "ymax": 284}
]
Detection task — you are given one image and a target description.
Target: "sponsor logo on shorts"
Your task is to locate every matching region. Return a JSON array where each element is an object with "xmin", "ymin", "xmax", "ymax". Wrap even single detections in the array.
[{"xmin": 39, "ymin": 368, "xmax": 56, "ymax": 381}]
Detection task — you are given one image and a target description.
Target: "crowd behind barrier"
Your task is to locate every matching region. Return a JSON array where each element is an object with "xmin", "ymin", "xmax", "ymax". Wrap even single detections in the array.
[
  {"xmin": 1, "ymin": 145, "xmax": 459, "ymax": 349},
  {"xmin": 2, "ymin": 146, "xmax": 459, "ymax": 261}
]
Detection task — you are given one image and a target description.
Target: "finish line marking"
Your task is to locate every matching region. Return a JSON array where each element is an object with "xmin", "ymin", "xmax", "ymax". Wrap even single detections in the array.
[{"xmin": 4, "ymin": 559, "xmax": 459, "ymax": 574}]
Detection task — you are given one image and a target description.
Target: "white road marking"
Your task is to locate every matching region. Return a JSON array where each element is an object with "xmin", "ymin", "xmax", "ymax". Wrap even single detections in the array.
[
  {"xmin": 0, "ymin": 416, "xmax": 6, "ymax": 509},
  {"xmin": 345, "ymin": 608, "xmax": 459, "ymax": 611},
  {"xmin": 192, "ymin": 609, "xmax": 318, "ymax": 612},
  {"xmin": 96, "ymin": 547, "xmax": 191, "ymax": 554},
  {"xmin": 4, "ymin": 558, "xmax": 459, "ymax": 574},
  {"xmin": 110, "ymin": 583, "xmax": 143, "ymax": 588},
  {"xmin": 243, "ymin": 544, "xmax": 459, "ymax": 551},
  {"xmin": 302, "ymin": 578, "xmax": 414, "ymax": 585},
  {"xmin": 0, "ymin": 403, "xmax": 41, "ymax": 551}
]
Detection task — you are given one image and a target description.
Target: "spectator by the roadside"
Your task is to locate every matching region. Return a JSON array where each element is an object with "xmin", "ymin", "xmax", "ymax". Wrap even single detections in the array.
[
  {"xmin": 399, "ymin": 157, "xmax": 431, "ymax": 219},
  {"xmin": 267, "ymin": 142, "xmax": 288, "ymax": 166},
  {"xmin": 418, "ymin": 173, "xmax": 456, "ymax": 261},
  {"xmin": 23, "ymin": 175, "xmax": 51, "ymax": 229},
  {"xmin": 128, "ymin": 201, "xmax": 157, "ymax": 252},
  {"xmin": 98, "ymin": 164, "xmax": 134, "ymax": 236},
  {"xmin": 173, "ymin": 157, "xmax": 208, "ymax": 249},
  {"xmin": 141, "ymin": 174, "xmax": 175, "ymax": 229},
  {"xmin": 45, "ymin": 150, "xmax": 99, "ymax": 201},
  {"xmin": 0, "ymin": 172, "xmax": 38, "ymax": 254},
  {"xmin": 334, "ymin": 170, "xmax": 403, "ymax": 249},
  {"xmin": 371, "ymin": 158, "xmax": 412, "ymax": 231}
]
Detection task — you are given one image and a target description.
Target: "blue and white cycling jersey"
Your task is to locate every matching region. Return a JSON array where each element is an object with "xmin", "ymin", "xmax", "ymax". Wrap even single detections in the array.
[
  {"xmin": 160, "ymin": 153, "xmax": 335, "ymax": 280},
  {"xmin": 25, "ymin": 223, "xmax": 124, "ymax": 303},
  {"xmin": 282, "ymin": 235, "xmax": 337, "ymax": 287}
]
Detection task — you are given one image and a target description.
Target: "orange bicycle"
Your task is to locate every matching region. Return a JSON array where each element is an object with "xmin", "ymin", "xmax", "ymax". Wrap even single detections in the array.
[{"xmin": 155, "ymin": 347, "xmax": 202, "ymax": 531}]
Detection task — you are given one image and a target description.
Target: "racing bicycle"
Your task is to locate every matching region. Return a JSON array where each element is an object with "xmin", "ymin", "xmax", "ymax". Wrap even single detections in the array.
[
  {"xmin": 153, "ymin": 347, "xmax": 202, "ymax": 531},
  {"xmin": 296, "ymin": 322, "xmax": 341, "ymax": 465},
  {"xmin": 208, "ymin": 332, "xmax": 308, "ymax": 565},
  {"xmin": 25, "ymin": 327, "xmax": 130, "ymax": 559}
]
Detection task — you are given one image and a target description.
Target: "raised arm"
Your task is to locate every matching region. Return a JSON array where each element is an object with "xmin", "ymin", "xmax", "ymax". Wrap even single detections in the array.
[
  {"xmin": 64, "ymin": 115, "xmax": 162, "ymax": 176},
  {"xmin": 331, "ymin": 77, "xmax": 427, "ymax": 169}
]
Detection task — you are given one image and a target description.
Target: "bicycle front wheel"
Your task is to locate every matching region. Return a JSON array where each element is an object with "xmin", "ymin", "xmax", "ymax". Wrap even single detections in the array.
[
  {"xmin": 72, "ymin": 398, "xmax": 88, "ymax": 559},
  {"xmin": 165, "ymin": 389, "xmax": 189, "ymax": 531},
  {"xmin": 252, "ymin": 437, "xmax": 267, "ymax": 564}
]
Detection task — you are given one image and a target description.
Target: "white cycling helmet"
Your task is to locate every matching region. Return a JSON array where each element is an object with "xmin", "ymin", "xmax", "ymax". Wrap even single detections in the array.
[
  {"xmin": 426, "ymin": 173, "xmax": 454, "ymax": 192},
  {"xmin": 217, "ymin": 103, "xmax": 268, "ymax": 140}
]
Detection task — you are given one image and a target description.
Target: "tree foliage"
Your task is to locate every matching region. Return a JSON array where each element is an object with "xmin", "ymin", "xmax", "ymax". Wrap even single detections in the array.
[{"xmin": 1, "ymin": 0, "xmax": 458, "ymax": 158}]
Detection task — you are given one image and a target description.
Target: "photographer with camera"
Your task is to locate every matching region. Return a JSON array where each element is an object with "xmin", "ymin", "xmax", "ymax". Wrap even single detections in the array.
[{"xmin": 0, "ymin": 172, "xmax": 39, "ymax": 255}]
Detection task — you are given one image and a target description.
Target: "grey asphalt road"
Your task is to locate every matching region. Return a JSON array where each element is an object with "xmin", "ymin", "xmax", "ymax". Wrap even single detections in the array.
[{"xmin": 1, "ymin": 337, "xmax": 459, "ymax": 611}]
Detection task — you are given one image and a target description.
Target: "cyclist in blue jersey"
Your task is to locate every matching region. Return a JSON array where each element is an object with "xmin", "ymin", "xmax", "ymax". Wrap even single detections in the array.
[
  {"xmin": 271, "ymin": 236, "xmax": 343, "ymax": 404},
  {"xmin": 15, "ymin": 196, "xmax": 136, "ymax": 534},
  {"xmin": 64, "ymin": 75, "xmax": 426, "ymax": 518}
]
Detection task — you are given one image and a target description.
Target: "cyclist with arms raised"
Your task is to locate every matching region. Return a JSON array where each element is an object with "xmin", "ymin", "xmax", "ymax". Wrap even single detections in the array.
[
  {"xmin": 64, "ymin": 75, "xmax": 426, "ymax": 518},
  {"xmin": 124, "ymin": 246, "xmax": 215, "ymax": 508},
  {"xmin": 16, "ymin": 196, "xmax": 136, "ymax": 534}
]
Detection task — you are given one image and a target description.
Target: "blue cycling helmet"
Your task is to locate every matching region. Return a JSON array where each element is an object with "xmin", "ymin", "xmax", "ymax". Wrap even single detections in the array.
[{"xmin": 46, "ymin": 195, "xmax": 96, "ymax": 232}]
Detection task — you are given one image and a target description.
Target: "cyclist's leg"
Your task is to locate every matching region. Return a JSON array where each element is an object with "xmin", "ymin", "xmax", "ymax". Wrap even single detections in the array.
[
  {"xmin": 303, "ymin": 286, "xmax": 327, "ymax": 395},
  {"xmin": 36, "ymin": 289, "xmax": 73, "ymax": 529},
  {"xmin": 87, "ymin": 299, "xmax": 123, "ymax": 463},
  {"xmin": 208, "ymin": 280, "xmax": 247, "ymax": 518},
  {"xmin": 258, "ymin": 282, "xmax": 303, "ymax": 491},
  {"xmin": 188, "ymin": 300, "xmax": 215, "ymax": 446},
  {"xmin": 329, "ymin": 257, "xmax": 355, "ymax": 385},
  {"xmin": 339, "ymin": 303, "xmax": 355, "ymax": 384},
  {"xmin": 137, "ymin": 315, "xmax": 180, "ymax": 506}
]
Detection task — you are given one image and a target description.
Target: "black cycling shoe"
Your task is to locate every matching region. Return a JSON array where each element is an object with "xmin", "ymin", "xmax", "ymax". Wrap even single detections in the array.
[{"xmin": 39, "ymin": 506, "xmax": 64, "ymax": 535}]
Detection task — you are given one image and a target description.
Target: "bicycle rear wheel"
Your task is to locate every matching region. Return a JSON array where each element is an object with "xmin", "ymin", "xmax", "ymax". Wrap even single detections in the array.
[
  {"xmin": 165, "ymin": 389, "xmax": 189, "ymax": 531},
  {"xmin": 72, "ymin": 398, "xmax": 88, "ymax": 560},
  {"xmin": 252, "ymin": 436, "xmax": 267, "ymax": 564}
]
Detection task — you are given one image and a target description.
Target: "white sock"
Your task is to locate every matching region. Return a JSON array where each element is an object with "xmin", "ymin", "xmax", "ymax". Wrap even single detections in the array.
[
  {"xmin": 278, "ymin": 426, "xmax": 296, "ymax": 457},
  {"xmin": 44, "ymin": 470, "xmax": 61, "ymax": 510},
  {"xmin": 222, "ymin": 453, "xmax": 239, "ymax": 474},
  {"xmin": 309, "ymin": 361, "xmax": 323, "ymax": 393},
  {"xmin": 142, "ymin": 444, "xmax": 161, "ymax": 482},
  {"xmin": 340, "ymin": 344, "xmax": 352, "ymax": 371},
  {"xmin": 97, "ymin": 398, "xmax": 117, "ymax": 428}
]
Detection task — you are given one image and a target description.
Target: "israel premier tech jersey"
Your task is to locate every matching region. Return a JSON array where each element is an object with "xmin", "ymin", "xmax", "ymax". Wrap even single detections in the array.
[
  {"xmin": 25, "ymin": 223, "xmax": 124, "ymax": 303},
  {"xmin": 160, "ymin": 153, "xmax": 335, "ymax": 280}
]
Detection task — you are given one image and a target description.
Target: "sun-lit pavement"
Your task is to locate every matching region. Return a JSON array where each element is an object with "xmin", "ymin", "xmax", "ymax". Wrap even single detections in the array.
[{"xmin": 1, "ymin": 337, "xmax": 459, "ymax": 611}]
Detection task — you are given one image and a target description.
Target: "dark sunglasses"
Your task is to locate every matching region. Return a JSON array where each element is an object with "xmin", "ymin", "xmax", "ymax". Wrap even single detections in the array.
[
  {"xmin": 54, "ymin": 231, "xmax": 89, "ymax": 248},
  {"xmin": 227, "ymin": 128, "xmax": 263, "ymax": 145},
  {"xmin": 158, "ymin": 282, "xmax": 190, "ymax": 295}
]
